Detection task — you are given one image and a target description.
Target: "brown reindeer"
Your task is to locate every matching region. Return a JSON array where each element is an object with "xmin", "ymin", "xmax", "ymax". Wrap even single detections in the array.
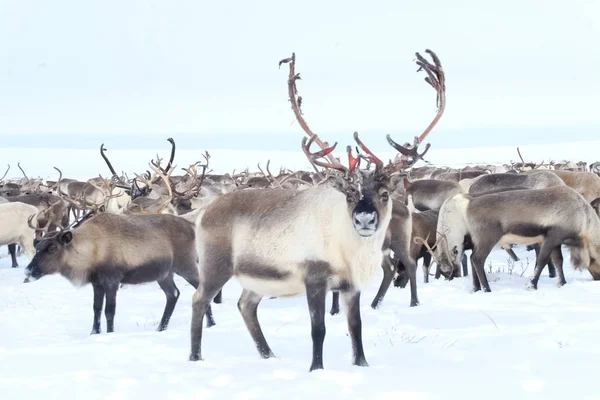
[{"xmin": 24, "ymin": 211, "xmax": 216, "ymax": 334}]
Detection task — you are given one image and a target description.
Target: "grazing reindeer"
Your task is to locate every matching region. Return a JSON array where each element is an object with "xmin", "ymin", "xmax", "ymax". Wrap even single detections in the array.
[
  {"xmin": 24, "ymin": 211, "xmax": 216, "ymax": 334},
  {"xmin": 434, "ymin": 186, "xmax": 600, "ymax": 292},
  {"xmin": 189, "ymin": 49, "xmax": 444, "ymax": 371}
]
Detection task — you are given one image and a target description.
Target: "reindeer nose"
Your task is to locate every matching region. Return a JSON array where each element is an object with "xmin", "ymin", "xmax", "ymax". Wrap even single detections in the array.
[{"xmin": 353, "ymin": 211, "xmax": 378, "ymax": 232}]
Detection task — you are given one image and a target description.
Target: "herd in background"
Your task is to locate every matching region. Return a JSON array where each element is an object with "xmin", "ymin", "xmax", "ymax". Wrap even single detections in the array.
[{"xmin": 1, "ymin": 49, "xmax": 600, "ymax": 372}]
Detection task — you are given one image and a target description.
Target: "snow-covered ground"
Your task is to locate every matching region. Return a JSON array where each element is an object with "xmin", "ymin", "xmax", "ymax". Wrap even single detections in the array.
[{"xmin": 2, "ymin": 245, "xmax": 600, "ymax": 400}]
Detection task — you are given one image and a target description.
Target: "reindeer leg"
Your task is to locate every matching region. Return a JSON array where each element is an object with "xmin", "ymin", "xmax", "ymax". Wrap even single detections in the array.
[
  {"xmin": 189, "ymin": 249, "xmax": 232, "ymax": 361},
  {"xmin": 91, "ymin": 281, "xmax": 105, "ymax": 334},
  {"xmin": 330, "ymin": 291, "xmax": 340, "ymax": 316},
  {"xmin": 528, "ymin": 239, "xmax": 561, "ymax": 290},
  {"xmin": 341, "ymin": 288, "xmax": 368, "ymax": 367},
  {"xmin": 370, "ymin": 255, "xmax": 395, "ymax": 309},
  {"xmin": 8, "ymin": 244, "xmax": 18, "ymax": 268},
  {"xmin": 550, "ymin": 247, "xmax": 566, "ymax": 287},
  {"xmin": 304, "ymin": 271, "xmax": 328, "ymax": 372},
  {"xmin": 422, "ymin": 252, "xmax": 431, "ymax": 283},
  {"xmin": 397, "ymin": 253, "xmax": 419, "ymax": 307},
  {"xmin": 237, "ymin": 289, "xmax": 274, "ymax": 359},
  {"xmin": 505, "ymin": 247, "xmax": 520, "ymax": 262},
  {"xmin": 213, "ymin": 289, "xmax": 223, "ymax": 304},
  {"xmin": 156, "ymin": 273, "xmax": 180, "ymax": 332},
  {"xmin": 104, "ymin": 282, "xmax": 119, "ymax": 333},
  {"xmin": 461, "ymin": 253, "xmax": 469, "ymax": 277},
  {"xmin": 470, "ymin": 242, "xmax": 495, "ymax": 292},
  {"xmin": 547, "ymin": 258, "xmax": 557, "ymax": 278}
]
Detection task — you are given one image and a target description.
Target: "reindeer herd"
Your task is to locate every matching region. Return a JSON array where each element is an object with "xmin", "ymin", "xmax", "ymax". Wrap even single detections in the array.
[{"xmin": 1, "ymin": 49, "xmax": 600, "ymax": 372}]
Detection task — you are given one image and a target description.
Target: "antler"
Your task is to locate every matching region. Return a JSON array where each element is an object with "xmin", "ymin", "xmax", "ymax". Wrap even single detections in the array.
[
  {"xmin": 279, "ymin": 53, "xmax": 339, "ymax": 165},
  {"xmin": 386, "ymin": 49, "xmax": 445, "ymax": 170},
  {"xmin": 147, "ymin": 160, "xmax": 175, "ymax": 213},
  {"xmin": 100, "ymin": 144, "xmax": 131, "ymax": 189},
  {"xmin": 0, "ymin": 164, "xmax": 10, "ymax": 182},
  {"xmin": 164, "ymin": 137, "xmax": 176, "ymax": 174},
  {"xmin": 352, "ymin": 131, "xmax": 384, "ymax": 171},
  {"xmin": 301, "ymin": 135, "xmax": 351, "ymax": 174},
  {"xmin": 17, "ymin": 163, "xmax": 30, "ymax": 183}
]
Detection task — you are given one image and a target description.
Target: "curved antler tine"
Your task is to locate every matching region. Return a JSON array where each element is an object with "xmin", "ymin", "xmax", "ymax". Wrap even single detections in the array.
[
  {"xmin": 301, "ymin": 136, "xmax": 348, "ymax": 172},
  {"xmin": 346, "ymin": 145, "xmax": 360, "ymax": 173},
  {"xmin": 27, "ymin": 214, "xmax": 37, "ymax": 230},
  {"xmin": 386, "ymin": 135, "xmax": 417, "ymax": 156},
  {"xmin": 100, "ymin": 143, "xmax": 119, "ymax": 177},
  {"xmin": 353, "ymin": 131, "xmax": 383, "ymax": 170},
  {"xmin": 165, "ymin": 138, "xmax": 176, "ymax": 173}
]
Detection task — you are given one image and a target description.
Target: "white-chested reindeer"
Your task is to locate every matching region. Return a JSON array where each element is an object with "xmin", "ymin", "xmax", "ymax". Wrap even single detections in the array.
[
  {"xmin": 434, "ymin": 185, "xmax": 600, "ymax": 293},
  {"xmin": 189, "ymin": 50, "xmax": 444, "ymax": 371}
]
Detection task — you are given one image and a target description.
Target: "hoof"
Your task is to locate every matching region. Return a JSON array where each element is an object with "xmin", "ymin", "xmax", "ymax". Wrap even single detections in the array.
[
  {"xmin": 189, "ymin": 353, "xmax": 202, "ymax": 362},
  {"xmin": 309, "ymin": 363, "xmax": 324, "ymax": 372},
  {"xmin": 548, "ymin": 272, "xmax": 557, "ymax": 278},
  {"xmin": 330, "ymin": 308, "xmax": 340, "ymax": 316},
  {"xmin": 410, "ymin": 300, "xmax": 420, "ymax": 307},
  {"xmin": 525, "ymin": 280, "xmax": 537, "ymax": 291},
  {"xmin": 353, "ymin": 358, "xmax": 369, "ymax": 367},
  {"xmin": 205, "ymin": 319, "xmax": 216, "ymax": 329}
]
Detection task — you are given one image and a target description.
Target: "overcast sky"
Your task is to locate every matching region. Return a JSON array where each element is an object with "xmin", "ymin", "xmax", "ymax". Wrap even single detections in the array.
[{"xmin": 1, "ymin": 0, "xmax": 599, "ymax": 150}]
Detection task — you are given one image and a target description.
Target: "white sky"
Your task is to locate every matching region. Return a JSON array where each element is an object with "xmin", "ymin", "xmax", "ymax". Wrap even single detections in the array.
[{"xmin": 1, "ymin": 0, "xmax": 599, "ymax": 139}]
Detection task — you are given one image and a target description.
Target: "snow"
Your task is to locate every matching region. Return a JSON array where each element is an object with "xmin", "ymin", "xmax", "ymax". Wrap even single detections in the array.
[
  {"xmin": 1, "ymin": 143, "xmax": 600, "ymax": 399},
  {"xmin": 2, "ymin": 244, "xmax": 600, "ymax": 399}
]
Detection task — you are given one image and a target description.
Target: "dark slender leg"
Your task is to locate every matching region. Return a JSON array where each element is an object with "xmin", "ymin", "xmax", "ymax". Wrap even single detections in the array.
[
  {"xmin": 213, "ymin": 289, "xmax": 223, "ymax": 304},
  {"xmin": 547, "ymin": 259, "xmax": 557, "ymax": 278},
  {"xmin": 8, "ymin": 244, "xmax": 18, "ymax": 268},
  {"xmin": 104, "ymin": 283, "xmax": 118, "ymax": 333},
  {"xmin": 370, "ymin": 257, "xmax": 395, "ymax": 309},
  {"xmin": 237, "ymin": 289, "xmax": 274, "ymax": 358},
  {"xmin": 305, "ymin": 278, "xmax": 328, "ymax": 372},
  {"xmin": 341, "ymin": 289, "xmax": 368, "ymax": 367},
  {"xmin": 91, "ymin": 281, "xmax": 105, "ymax": 334},
  {"xmin": 532, "ymin": 243, "xmax": 556, "ymax": 278},
  {"xmin": 550, "ymin": 247, "xmax": 566, "ymax": 287},
  {"xmin": 156, "ymin": 274, "xmax": 180, "ymax": 332},
  {"xmin": 330, "ymin": 292, "xmax": 340, "ymax": 316},
  {"xmin": 422, "ymin": 253, "xmax": 431, "ymax": 283},
  {"xmin": 529, "ymin": 239, "xmax": 561, "ymax": 290},
  {"xmin": 435, "ymin": 264, "xmax": 443, "ymax": 280},
  {"xmin": 471, "ymin": 247, "xmax": 492, "ymax": 292},
  {"xmin": 397, "ymin": 254, "xmax": 419, "ymax": 307},
  {"xmin": 461, "ymin": 253, "xmax": 469, "ymax": 277},
  {"xmin": 505, "ymin": 247, "xmax": 519, "ymax": 262}
]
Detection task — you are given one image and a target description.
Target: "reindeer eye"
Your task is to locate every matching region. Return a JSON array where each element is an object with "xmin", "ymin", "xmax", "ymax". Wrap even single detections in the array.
[
  {"xmin": 380, "ymin": 191, "xmax": 389, "ymax": 202},
  {"xmin": 47, "ymin": 245, "xmax": 57, "ymax": 254}
]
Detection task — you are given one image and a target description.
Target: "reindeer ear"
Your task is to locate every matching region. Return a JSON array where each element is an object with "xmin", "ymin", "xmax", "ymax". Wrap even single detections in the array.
[{"xmin": 60, "ymin": 231, "xmax": 73, "ymax": 245}]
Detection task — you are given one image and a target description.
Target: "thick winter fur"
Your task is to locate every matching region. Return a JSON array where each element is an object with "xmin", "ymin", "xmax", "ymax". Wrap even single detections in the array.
[
  {"xmin": 435, "ymin": 186, "xmax": 600, "ymax": 292},
  {"xmin": 549, "ymin": 170, "xmax": 600, "ymax": 202},
  {"xmin": 468, "ymin": 170, "xmax": 565, "ymax": 195},
  {"xmin": 405, "ymin": 179, "xmax": 464, "ymax": 212},
  {"xmin": 24, "ymin": 212, "xmax": 215, "ymax": 333},
  {"xmin": 189, "ymin": 171, "xmax": 401, "ymax": 371},
  {"xmin": 0, "ymin": 202, "xmax": 38, "ymax": 263}
]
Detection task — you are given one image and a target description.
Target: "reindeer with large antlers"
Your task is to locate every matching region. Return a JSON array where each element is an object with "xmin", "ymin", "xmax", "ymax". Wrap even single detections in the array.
[{"xmin": 189, "ymin": 50, "xmax": 440, "ymax": 372}]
